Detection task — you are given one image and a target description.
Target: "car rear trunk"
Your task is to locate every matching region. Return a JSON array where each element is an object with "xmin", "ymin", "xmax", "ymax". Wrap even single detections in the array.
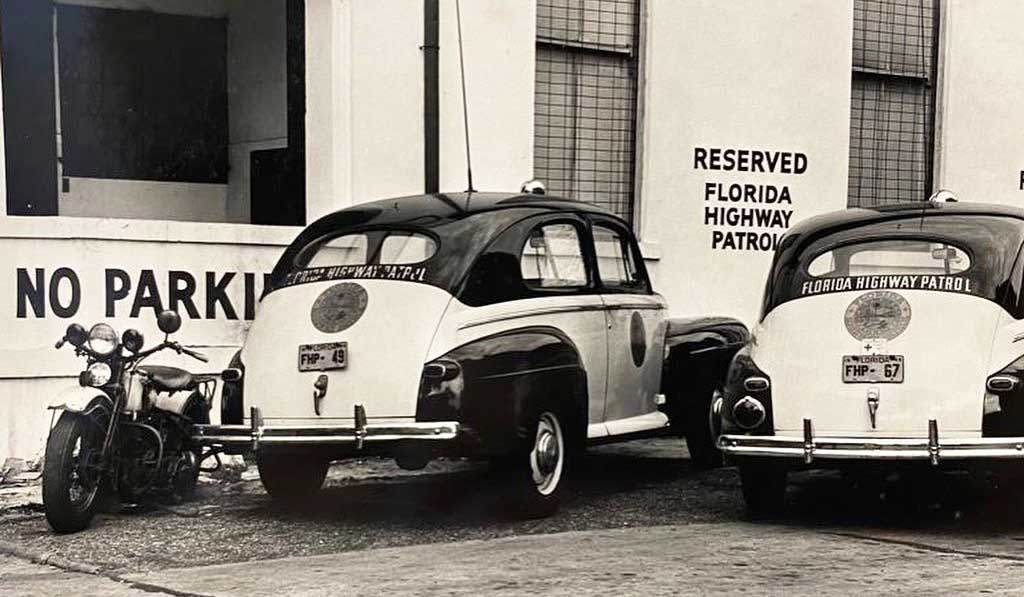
[
  {"xmin": 241, "ymin": 280, "xmax": 453, "ymax": 424},
  {"xmin": 756, "ymin": 291, "xmax": 1001, "ymax": 438}
]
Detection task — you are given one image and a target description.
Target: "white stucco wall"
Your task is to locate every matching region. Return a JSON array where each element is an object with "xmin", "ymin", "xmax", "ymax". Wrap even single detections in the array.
[
  {"xmin": 639, "ymin": 0, "xmax": 854, "ymax": 324},
  {"xmin": 304, "ymin": 0, "xmax": 536, "ymax": 221},
  {"xmin": 934, "ymin": 0, "xmax": 1024, "ymax": 206}
]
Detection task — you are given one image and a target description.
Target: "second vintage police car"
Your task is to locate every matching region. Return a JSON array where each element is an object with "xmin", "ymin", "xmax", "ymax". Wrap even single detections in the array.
[
  {"xmin": 194, "ymin": 190, "xmax": 746, "ymax": 516},
  {"xmin": 717, "ymin": 194, "xmax": 1024, "ymax": 513}
]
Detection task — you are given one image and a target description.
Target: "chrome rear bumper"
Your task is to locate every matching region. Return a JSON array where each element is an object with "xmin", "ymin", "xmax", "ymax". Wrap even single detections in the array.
[
  {"xmin": 718, "ymin": 418, "xmax": 1024, "ymax": 466},
  {"xmin": 192, "ymin": 406, "xmax": 459, "ymax": 451}
]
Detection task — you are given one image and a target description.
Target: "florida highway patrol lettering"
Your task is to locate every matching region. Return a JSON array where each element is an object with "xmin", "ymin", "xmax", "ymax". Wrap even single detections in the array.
[
  {"xmin": 800, "ymin": 274, "xmax": 976, "ymax": 297},
  {"xmin": 282, "ymin": 264, "xmax": 429, "ymax": 287}
]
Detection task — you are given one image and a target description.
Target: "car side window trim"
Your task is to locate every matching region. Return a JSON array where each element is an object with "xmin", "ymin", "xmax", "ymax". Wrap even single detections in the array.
[
  {"xmin": 518, "ymin": 217, "xmax": 597, "ymax": 295},
  {"xmin": 585, "ymin": 216, "xmax": 653, "ymax": 294}
]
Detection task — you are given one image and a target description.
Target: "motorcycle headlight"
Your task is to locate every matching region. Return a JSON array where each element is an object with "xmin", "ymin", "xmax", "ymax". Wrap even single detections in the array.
[
  {"xmin": 85, "ymin": 362, "xmax": 112, "ymax": 387},
  {"xmin": 88, "ymin": 323, "xmax": 119, "ymax": 356}
]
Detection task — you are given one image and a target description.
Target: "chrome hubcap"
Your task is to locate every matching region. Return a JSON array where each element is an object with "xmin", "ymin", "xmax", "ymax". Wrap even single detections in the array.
[
  {"xmin": 536, "ymin": 431, "xmax": 559, "ymax": 476},
  {"xmin": 530, "ymin": 412, "xmax": 564, "ymax": 496}
]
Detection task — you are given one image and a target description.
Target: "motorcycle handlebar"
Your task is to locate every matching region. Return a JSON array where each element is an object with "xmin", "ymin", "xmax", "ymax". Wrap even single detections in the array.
[{"xmin": 179, "ymin": 345, "xmax": 209, "ymax": 363}]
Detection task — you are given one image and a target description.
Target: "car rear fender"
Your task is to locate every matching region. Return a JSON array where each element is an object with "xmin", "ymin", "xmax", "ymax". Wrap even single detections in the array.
[{"xmin": 421, "ymin": 326, "xmax": 587, "ymax": 455}]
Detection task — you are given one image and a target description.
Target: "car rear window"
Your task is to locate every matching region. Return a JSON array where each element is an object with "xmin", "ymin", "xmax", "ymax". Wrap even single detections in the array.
[
  {"xmin": 299, "ymin": 231, "xmax": 437, "ymax": 269},
  {"xmin": 807, "ymin": 239, "xmax": 971, "ymax": 277}
]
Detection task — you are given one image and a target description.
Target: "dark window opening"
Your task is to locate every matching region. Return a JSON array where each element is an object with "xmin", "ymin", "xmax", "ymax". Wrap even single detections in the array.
[
  {"xmin": 1, "ymin": 0, "xmax": 305, "ymax": 225},
  {"xmin": 57, "ymin": 5, "xmax": 228, "ymax": 183}
]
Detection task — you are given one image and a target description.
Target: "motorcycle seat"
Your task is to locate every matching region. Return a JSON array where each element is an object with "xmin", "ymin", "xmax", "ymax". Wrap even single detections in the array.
[{"xmin": 138, "ymin": 365, "xmax": 197, "ymax": 392}]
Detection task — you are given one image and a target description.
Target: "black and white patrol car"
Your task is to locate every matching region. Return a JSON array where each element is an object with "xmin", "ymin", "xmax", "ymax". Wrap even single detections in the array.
[
  {"xmin": 194, "ymin": 191, "xmax": 746, "ymax": 516},
  {"xmin": 717, "ymin": 195, "xmax": 1024, "ymax": 514}
]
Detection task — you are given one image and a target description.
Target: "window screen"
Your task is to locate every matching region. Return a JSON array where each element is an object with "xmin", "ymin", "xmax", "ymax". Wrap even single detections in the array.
[
  {"xmin": 535, "ymin": 0, "xmax": 640, "ymax": 224},
  {"xmin": 848, "ymin": 0, "xmax": 938, "ymax": 208}
]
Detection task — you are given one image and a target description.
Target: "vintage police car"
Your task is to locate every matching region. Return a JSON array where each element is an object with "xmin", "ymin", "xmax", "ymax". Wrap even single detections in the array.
[
  {"xmin": 194, "ymin": 190, "xmax": 746, "ymax": 516},
  {"xmin": 717, "ymin": 195, "xmax": 1024, "ymax": 513}
]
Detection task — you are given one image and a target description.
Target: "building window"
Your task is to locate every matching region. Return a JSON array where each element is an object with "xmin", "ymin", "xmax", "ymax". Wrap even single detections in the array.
[
  {"xmin": 57, "ymin": 5, "xmax": 228, "ymax": 185},
  {"xmin": 0, "ymin": 0, "xmax": 304, "ymax": 225},
  {"xmin": 848, "ymin": 0, "xmax": 939, "ymax": 207},
  {"xmin": 534, "ymin": 0, "xmax": 640, "ymax": 225}
]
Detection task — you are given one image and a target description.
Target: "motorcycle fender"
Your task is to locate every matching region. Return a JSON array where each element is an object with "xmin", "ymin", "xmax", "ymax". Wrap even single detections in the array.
[{"xmin": 49, "ymin": 386, "xmax": 113, "ymax": 415}]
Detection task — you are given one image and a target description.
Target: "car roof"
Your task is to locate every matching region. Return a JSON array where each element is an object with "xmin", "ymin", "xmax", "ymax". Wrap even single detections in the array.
[
  {"xmin": 789, "ymin": 201, "xmax": 1024, "ymax": 239},
  {"xmin": 308, "ymin": 191, "xmax": 620, "ymax": 230}
]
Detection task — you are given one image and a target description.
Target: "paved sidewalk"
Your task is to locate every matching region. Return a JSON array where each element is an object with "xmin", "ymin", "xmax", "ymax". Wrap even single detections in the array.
[{"xmin": 123, "ymin": 523, "xmax": 1024, "ymax": 596}]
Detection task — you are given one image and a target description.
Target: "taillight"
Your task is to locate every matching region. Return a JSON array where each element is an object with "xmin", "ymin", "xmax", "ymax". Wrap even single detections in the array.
[
  {"xmin": 722, "ymin": 346, "xmax": 773, "ymax": 434},
  {"xmin": 417, "ymin": 359, "xmax": 464, "ymax": 421},
  {"xmin": 422, "ymin": 360, "xmax": 461, "ymax": 382},
  {"xmin": 987, "ymin": 375, "xmax": 1019, "ymax": 393}
]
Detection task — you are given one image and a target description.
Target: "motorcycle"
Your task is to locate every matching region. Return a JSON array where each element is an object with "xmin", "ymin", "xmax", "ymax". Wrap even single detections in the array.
[{"xmin": 42, "ymin": 310, "xmax": 217, "ymax": 533}]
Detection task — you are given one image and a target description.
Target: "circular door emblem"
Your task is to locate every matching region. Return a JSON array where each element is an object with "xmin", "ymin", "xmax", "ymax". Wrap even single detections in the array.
[
  {"xmin": 311, "ymin": 283, "xmax": 369, "ymax": 333},
  {"xmin": 844, "ymin": 291, "xmax": 911, "ymax": 341},
  {"xmin": 630, "ymin": 311, "xmax": 647, "ymax": 367}
]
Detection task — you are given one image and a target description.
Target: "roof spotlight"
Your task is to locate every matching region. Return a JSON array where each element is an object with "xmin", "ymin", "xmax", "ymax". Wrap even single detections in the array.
[{"xmin": 521, "ymin": 179, "xmax": 547, "ymax": 195}]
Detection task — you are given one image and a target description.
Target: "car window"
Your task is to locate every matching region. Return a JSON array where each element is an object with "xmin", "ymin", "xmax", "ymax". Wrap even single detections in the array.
[
  {"xmin": 305, "ymin": 234, "xmax": 369, "ymax": 268},
  {"xmin": 807, "ymin": 239, "xmax": 971, "ymax": 277},
  {"xmin": 593, "ymin": 225, "xmax": 642, "ymax": 288},
  {"xmin": 520, "ymin": 223, "xmax": 588, "ymax": 289},
  {"xmin": 379, "ymin": 232, "xmax": 437, "ymax": 264},
  {"xmin": 302, "ymin": 231, "xmax": 436, "ymax": 268}
]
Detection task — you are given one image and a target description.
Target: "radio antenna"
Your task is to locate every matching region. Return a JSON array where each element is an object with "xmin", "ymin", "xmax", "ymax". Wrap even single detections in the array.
[{"xmin": 455, "ymin": 0, "xmax": 475, "ymax": 192}]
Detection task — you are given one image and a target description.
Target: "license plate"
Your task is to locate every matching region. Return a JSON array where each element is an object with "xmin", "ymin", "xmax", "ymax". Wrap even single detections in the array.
[
  {"xmin": 842, "ymin": 355, "xmax": 904, "ymax": 383},
  {"xmin": 298, "ymin": 342, "xmax": 348, "ymax": 372}
]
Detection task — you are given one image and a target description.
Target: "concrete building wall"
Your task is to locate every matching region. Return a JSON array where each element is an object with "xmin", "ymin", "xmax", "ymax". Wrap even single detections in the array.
[
  {"xmin": 934, "ymin": 0, "xmax": 1024, "ymax": 206},
  {"xmin": 304, "ymin": 0, "xmax": 535, "ymax": 221},
  {"xmin": 639, "ymin": 0, "xmax": 854, "ymax": 322}
]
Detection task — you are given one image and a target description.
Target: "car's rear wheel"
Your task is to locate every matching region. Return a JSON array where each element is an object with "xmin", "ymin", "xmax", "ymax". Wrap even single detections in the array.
[
  {"xmin": 500, "ymin": 410, "xmax": 566, "ymax": 519},
  {"xmin": 738, "ymin": 460, "xmax": 787, "ymax": 517},
  {"xmin": 257, "ymin": 452, "xmax": 328, "ymax": 503}
]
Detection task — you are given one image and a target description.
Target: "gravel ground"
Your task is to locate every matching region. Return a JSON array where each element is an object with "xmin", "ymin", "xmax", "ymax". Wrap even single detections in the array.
[{"xmin": 5, "ymin": 437, "xmax": 1024, "ymax": 576}]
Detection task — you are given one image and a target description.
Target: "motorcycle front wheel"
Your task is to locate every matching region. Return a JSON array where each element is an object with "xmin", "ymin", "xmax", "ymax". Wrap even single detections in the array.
[{"xmin": 43, "ymin": 412, "xmax": 104, "ymax": 533}]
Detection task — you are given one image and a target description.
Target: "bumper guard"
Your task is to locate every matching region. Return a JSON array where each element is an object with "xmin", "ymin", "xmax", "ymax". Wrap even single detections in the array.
[
  {"xmin": 192, "ymin": 406, "xmax": 459, "ymax": 451},
  {"xmin": 718, "ymin": 418, "xmax": 1024, "ymax": 466}
]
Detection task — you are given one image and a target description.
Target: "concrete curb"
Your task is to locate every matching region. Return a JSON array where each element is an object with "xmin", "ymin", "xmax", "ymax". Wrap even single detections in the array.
[
  {"xmin": 0, "ymin": 539, "xmax": 216, "ymax": 597},
  {"xmin": 0, "ymin": 538, "xmax": 102, "ymax": 575}
]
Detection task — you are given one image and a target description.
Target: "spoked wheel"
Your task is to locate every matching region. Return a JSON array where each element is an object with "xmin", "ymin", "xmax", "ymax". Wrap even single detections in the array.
[
  {"xmin": 502, "ymin": 411, "xmax": 566, "ymax": 519},
  {"xmin": 43, "ymin": 413, "xmax": 105, "ymax": 533}
]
